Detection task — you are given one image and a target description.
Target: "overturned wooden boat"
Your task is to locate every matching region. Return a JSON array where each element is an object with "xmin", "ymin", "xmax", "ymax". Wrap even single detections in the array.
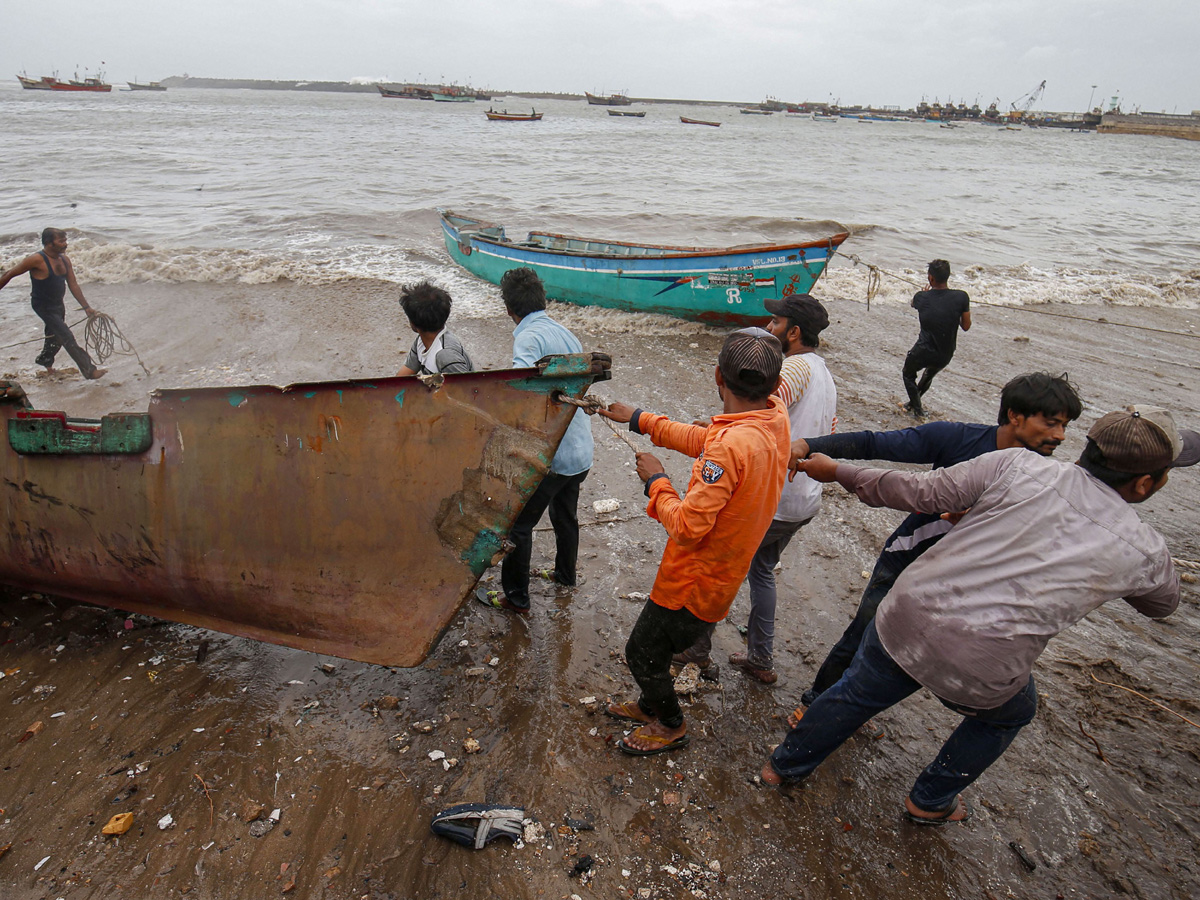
[
  {"xmin": 440, "ymin": 209, "xmax": 848, "ymax": 325},
  {"xmin": 0, "ymin": 354, "xmax": 611, "ymax": 666},
  {"xmin": 680, "ymin": 116, "xmax": 720, "ymax": 127}
]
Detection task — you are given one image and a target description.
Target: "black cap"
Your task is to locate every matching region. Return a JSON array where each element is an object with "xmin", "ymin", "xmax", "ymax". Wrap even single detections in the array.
[{"xmin": 763, "ymin": 294, "xmax": 830, "ymax": 340}]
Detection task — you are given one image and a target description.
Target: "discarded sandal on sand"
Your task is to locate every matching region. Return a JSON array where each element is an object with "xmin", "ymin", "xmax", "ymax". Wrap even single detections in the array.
[
  {"xmin": 617, "ymin": 727, "xmax": 691, "ymax": 757},
  {"xmin": 903, "ymin": 796, "xmax": 972, "ymax": 827},
  {"xmin": 431, "ymin": 802, "xmax": 525, "ymax": 848},
  {"xmin": 605, "ymin": 700, "xmax": 655, "ymax": 724}
]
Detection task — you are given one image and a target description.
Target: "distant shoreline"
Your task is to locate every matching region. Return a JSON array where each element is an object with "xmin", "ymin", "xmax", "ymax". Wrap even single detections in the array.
[{"xmin": 153, "ymin": 77, "xmax": 749, "ymax": 107}]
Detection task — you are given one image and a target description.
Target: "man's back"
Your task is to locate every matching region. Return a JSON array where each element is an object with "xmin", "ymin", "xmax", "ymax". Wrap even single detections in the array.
[
  {"xmin": 854, "ymin": 449, "xmax": 1178, "ymax": 708},
  {"xmin": 911, "ymin": 288, "xmax": 970, "ymax": 359},
  {"xmin": 512, "ymin": 310, "xmax": 592, "ymax": 475}
]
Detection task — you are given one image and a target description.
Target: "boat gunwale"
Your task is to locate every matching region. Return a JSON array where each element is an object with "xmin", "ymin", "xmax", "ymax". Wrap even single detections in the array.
[{"xmin": 440, "ymin": 210, "xmax": 849, "ymax": 263}]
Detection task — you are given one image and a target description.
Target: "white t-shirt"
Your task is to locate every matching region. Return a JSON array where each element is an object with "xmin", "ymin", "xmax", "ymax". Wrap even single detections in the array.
[{"xmin": 774, "ymin": 352, "xmax": 837, "ymax": 522}]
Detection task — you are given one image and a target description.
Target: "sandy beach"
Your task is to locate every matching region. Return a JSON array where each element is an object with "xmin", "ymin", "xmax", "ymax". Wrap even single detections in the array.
[{"xmin": 2, "ymin": 276, "xmax": 1198, "ymax": 899}]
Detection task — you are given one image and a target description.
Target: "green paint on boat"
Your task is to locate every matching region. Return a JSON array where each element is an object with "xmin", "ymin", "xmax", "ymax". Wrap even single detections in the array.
[{"xmin": 8, "ymin": 413, "xmax": 153, "ymax": 455}]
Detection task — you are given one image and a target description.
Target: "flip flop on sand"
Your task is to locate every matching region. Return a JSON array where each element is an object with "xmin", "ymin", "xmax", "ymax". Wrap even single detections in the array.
[
  {"xmin": 617, "ymin": 727, "xmax": 690, "ymax": 756},
  {"xmin": 903, "ymin": 795, "xmax": 972, "ymax": 827},
  {"xmin": 605, "ymin": 700, "xmax": 655, "ymax": 724}
]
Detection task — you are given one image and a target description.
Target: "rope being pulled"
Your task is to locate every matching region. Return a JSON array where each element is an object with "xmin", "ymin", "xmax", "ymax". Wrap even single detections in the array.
[{"xmin": 558, "ymin": 393, "xmax": 642, "ymax": 453}]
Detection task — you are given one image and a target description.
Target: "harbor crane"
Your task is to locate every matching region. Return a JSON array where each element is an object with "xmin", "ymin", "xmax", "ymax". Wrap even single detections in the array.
[{"xmin": 1009, "ymin": 80, "xmax": 1046, "ymax": 122}]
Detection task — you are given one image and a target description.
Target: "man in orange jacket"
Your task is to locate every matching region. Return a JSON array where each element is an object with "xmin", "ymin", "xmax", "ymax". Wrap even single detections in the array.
[{"xmin": 599, "ymin": 328, "xmax": 790, "ymax": 755}]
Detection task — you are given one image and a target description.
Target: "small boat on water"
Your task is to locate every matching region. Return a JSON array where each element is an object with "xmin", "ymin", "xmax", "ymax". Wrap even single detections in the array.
[
  {"xmin": 810, "ymin": 113, "xmax": 838, "ymax": 122},
  {"xmin": 17, "ymin": 73, "xmax": 57, "ymax": 90},
  {"xmin": 485, "ymin": 108, "xmax": 543, "ymax": 121},
  {"xmin": 0, "ymin": 356, "xmax": 611, "ymax": 666},
  {"xmin": 680, "ymin": 116, "xmax": 720, "ymax": 127},
  {"xmin": 607, "ymin": 109, "xmax": 646, "ymax": 117},
  {"xmin": 127, "ymin": 80, "xmax": 167, "ymax": 91},
  {"xmin": 439, "ymin": 209, "xmax": 849, "ymax": 326},
  {"xmin": 740, "ymin": 108, "xmax": 774, "ymax": 116}
]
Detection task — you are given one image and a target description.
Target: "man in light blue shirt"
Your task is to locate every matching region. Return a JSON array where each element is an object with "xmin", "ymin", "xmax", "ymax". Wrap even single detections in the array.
[{"xmin": 477, "ymin": 267, "xmax": 594, "ymax": 614}]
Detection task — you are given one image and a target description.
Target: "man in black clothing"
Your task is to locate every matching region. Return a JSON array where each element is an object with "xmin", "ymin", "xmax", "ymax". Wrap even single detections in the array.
[
  {"xmin": 902, "ymin": 258, "xmax": 969, "ymax": 417},
  {"xmin": 0, "ymin": 228, "xmax": 106, "ymax": 379}
]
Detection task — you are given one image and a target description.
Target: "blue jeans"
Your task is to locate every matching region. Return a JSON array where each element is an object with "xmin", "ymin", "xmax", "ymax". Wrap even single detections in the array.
[
  {"xmin": 770, "ymin": 620, "xmax": 1038, "ymax": 812},
  {"xmin": 802, "ymin": 552, "xmax": 903, "ymax": 706}
]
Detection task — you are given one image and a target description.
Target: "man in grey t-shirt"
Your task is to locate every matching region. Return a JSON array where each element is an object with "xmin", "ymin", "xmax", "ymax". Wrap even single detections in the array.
[
  {"xmin": 763, "ymin": 405, "xmax": 1199, "ymax": 826},
  {"xmin": 396, "ymin": 281, "xmax": 473, "ymax": 376}
]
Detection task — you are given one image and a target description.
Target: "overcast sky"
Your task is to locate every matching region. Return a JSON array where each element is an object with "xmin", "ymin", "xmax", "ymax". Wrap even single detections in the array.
[{"xmin": 6, "ymin": 0, "xmax": 1197, "ymax": 113}]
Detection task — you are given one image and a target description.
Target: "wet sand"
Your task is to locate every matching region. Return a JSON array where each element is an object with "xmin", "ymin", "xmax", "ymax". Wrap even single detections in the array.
[{"xmin": 2, "ymin": 279, "xmax": 1198, "ymax": 899}]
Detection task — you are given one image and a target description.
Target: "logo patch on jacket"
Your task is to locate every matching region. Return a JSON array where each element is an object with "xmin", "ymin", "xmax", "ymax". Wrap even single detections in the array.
[{"xmin": 701, "ymin": 460, "xmax": 725, "ymax": 484}]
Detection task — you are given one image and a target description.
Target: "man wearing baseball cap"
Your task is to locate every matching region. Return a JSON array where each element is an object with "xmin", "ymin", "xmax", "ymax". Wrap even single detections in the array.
[
  {"xmin": 672, "ymin": 294, "xmax": 838, "ymax": 684},
  {"xmin": 599, "ymin": 328, "xmax": 790, "ymax": 755},
  {"xmin": 763, "ymin": 405, "xmax": 1198, "ymax": 825}
]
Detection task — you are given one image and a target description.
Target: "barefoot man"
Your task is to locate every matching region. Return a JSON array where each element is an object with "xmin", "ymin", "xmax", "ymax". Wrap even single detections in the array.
[
  {"xmin": 0, "ymin": 228, "xmax": 106, "ymax": 379},
  {"xmin": 599, "ymin": 328, "xmax": 789, "ymax": 755}
]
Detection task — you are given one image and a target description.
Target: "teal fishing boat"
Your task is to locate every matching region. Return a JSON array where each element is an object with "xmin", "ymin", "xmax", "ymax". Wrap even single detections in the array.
[{"xmin": 439, "ymin": 210, "xmax": 849, "ymax": 326}]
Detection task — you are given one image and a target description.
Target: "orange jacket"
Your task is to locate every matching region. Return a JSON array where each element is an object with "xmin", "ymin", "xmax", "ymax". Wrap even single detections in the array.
[{"xmin": 637, "ymin": 397, "xmax": 790, "ymax": 622}]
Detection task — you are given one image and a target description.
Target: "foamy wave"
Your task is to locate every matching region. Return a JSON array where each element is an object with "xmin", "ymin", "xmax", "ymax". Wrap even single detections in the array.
[
  {"xmin": 819, "ymin": 261, "xmax": 1200, "ymax": 310},
  {"xmin": 0, "ymin": 235, "xmax": 451, "ymax": 289}
]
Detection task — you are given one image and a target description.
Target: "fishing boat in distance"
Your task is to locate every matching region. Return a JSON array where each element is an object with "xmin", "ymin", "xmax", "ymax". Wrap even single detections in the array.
[
  {"xmin": 50, "ymin": 70, "xmax": 112, "ymax": 92},
  {"xmin": 17, "ymin": 72, "xmax": 58, "ymax": 90},
  {"xmin": 607, "ymin": 109, "xmax": 646, "ymax": 117},
  {"xmin": 377, "ymin": 84, "xmax": 432, "ymax": 100},
  {"xmin": 0, "ymin": 356, "xmax": 611, "ymax": 666},
  {"xmin": 431, "ymin": 85, "xmax": 475, "ymax": 102},
  {"xmin": 439, "ymin": 209, "xmax": 849, "ymax": 326},
  {"xmin": 586, "ymin": 91, "xmax": 632, "ymax": 106},
  {"xmin": 740, "ymin": 108, "xmax": 774, "ymax": 116},
  {"xmin": 127, "ymin": 80, "xmax": 167, "ymax": 91},
  {"xmin": 680, "ymin": 116, "xmax": 720, "ymax": 127},
  {"xmin": 485, "ymin": 108, "xmax": 543, "ymax": 121}
]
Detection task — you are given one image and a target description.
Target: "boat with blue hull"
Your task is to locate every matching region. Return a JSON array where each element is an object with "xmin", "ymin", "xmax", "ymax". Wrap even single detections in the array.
[{"xmin": 439, "ymin": 210, "xmax": 849, "ymax": 326}]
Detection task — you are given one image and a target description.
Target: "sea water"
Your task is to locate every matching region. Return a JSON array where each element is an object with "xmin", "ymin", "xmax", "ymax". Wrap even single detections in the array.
[{"xmin": 3, "ymin": 84, "xmax": 1199, "ymax": 321}]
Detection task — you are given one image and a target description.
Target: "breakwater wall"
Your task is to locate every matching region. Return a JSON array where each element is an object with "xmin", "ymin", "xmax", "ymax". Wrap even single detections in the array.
[{"xmin": 1098, "ymin": 112, "xmax": 1200, "ymax": 141}]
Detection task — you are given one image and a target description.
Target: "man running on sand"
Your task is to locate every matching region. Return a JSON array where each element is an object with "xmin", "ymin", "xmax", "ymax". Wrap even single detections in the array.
[
  {"xmin": 599, "ymin": 328, "xmax": 789, "ymax": 755},
  {"xmin": 0, "ymin": 228, "xmax": 106, "ymax": 379}
]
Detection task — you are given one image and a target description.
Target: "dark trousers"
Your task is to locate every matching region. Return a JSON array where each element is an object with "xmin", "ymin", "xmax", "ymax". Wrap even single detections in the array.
[
  {"xmin": 625, "ymin": 599, "xmax": 714, "ymax": 729},
  {"xmin": 500, "ymin": 469, "xmax": 588, "ymax": 608},
  {"xmin": 901, "ymin": 346, "xmax": 949, "ymax": 410},
  {"xmin": 802, "ymin": 552, "xmax": 903, "ymax": 706},
  {"xmin": 32, "ymin": 297, "xmax": 97, "ymax": 376},
  {"xmin": 771, "ymin": 620, "xmax": 1038, "ymax": 811}
]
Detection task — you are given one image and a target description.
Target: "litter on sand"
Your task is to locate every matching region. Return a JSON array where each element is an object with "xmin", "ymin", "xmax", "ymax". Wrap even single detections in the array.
[{"xmin": 431, "ymin": 803, "xmax": 526, "ymax": 849}]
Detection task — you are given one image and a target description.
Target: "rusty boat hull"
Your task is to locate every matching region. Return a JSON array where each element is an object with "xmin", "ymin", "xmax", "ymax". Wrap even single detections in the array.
[{"xmin": 0, "ymin": 354, "xmax": 610, "ymax": 666}]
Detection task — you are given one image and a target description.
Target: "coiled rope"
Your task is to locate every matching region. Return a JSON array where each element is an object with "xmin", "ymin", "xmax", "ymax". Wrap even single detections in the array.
[
  {"xmin": 83, "ymin": 313, "xmax": 151, "ymax": 375},
  {"xmin": 0, "ymin": 312, "xmax": 151, "ymax": 375}
]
